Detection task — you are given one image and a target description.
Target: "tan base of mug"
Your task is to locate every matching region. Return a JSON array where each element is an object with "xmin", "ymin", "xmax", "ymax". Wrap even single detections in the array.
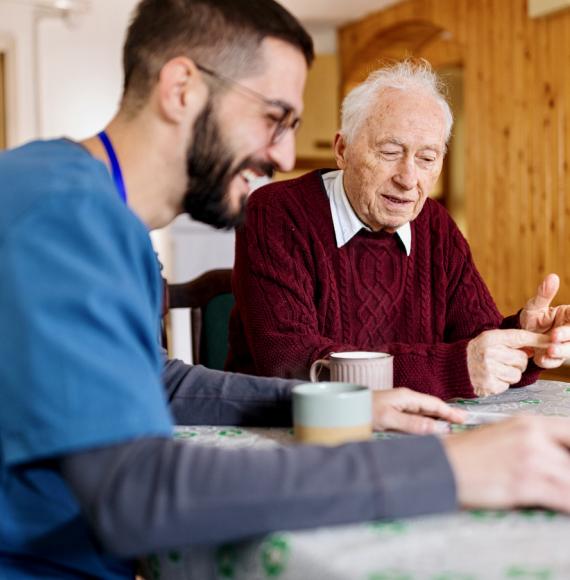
[{"xmin": 294, "ymin": 423, "xmax": 372, "ymax": 445}]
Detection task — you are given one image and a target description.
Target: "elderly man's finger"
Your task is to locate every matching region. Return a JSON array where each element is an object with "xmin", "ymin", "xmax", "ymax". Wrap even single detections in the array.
[
  {"xmin": 551, "ymin": 306, "xmax": 570, "ymax": 329},
  {"xmin": 534, "ymin": 352, "xmax": 566, "ymax": 369},
  {"xmin": 546, "ymin": 342, "xmax": 570, "ymax": 359},
  {"xmin": 524, "ymin": 273, "xmax": 560, "ymax": 311},
  {"xmin": 474, "ymin": 378, "xmax": 509, "ymax": 397},
  {"xmin": 494, "ymin": 362, "xmax": 523, "ymax": 385},
  {"xmin": 562, "ymin": 307, "xmax": 570, "ymax": 325},
  {"xmin": 487, "ymin": 329, "xmax": 551, "ymax": 349},
  {"xmin": 551, "ymin": 324, "xmax": 570, "ymax": 343},
  {"xmin": 498, "ymin": 346, "xmax": 530, "ymax": 370}
]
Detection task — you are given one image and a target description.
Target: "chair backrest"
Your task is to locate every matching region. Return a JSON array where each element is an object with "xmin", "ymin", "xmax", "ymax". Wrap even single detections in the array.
[{"xmin": 167, "ymin": 269, "xmax": 233, "ymax": 370}]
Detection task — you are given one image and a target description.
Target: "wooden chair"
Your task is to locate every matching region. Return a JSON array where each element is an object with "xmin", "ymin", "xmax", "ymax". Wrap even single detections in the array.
[{"xmin": 166, "ymin": 269, "xmax": 234, "ymax": 370}]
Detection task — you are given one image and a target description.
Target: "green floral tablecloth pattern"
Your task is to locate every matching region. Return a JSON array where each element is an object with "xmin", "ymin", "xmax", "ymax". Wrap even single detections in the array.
[{"xmin": 141, "ymin": 380, "xmax": 570, "ymax": 580}]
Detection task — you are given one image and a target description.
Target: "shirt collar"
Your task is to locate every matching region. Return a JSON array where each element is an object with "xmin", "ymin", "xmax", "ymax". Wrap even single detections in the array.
[{"xmin": 322, "ymin": 169, "xmax": 412, "ymax": 255}]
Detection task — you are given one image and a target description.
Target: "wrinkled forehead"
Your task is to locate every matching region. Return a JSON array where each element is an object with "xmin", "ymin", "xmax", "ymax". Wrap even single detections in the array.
[{"xmin": 362, "ymin": 88, "xmax": 447, "ymax": 149}]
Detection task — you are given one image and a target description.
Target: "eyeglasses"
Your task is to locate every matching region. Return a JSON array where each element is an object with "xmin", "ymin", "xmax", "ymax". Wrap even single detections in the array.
[{"xmin": 196, "ymin": 63, "xmax": 301, "ymax": 145}]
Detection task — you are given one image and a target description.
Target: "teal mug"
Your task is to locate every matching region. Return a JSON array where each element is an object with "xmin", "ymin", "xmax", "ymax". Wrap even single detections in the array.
[{"xmin": 292, "ymin": 381, "xmax": 372, "ymax": 445}]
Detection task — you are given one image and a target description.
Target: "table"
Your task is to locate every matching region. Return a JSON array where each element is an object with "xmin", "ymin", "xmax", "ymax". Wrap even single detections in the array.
[{"xmin": 141, "ymin": 380, "xmax": 570, "ymax": 580}]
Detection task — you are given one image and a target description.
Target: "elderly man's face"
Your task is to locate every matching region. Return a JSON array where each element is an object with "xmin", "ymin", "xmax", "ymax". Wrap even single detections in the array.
[{"xmin": 335, "ymin": 88, "xmax": 447, "ymax": 233}]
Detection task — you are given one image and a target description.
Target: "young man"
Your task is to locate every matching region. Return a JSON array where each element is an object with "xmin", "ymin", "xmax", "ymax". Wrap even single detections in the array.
[{"xmin": 1, "ymin": 1, "xmax": 570, "ymax": 579}]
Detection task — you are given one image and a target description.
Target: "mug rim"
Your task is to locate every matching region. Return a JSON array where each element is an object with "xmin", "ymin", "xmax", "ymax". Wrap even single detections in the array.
[
  {"xmin": 293, "ymin": 381, "xmax": 369, "ymax": 398},
  {"xmin": 329, "ymin": 351, "xmax": 392, "ymax": 360}
]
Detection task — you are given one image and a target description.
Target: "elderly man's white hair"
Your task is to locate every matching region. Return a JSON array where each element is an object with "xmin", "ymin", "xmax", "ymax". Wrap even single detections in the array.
[{"xmin": 340, "ymin": 60, "xmax": 454, "ymax": 145}]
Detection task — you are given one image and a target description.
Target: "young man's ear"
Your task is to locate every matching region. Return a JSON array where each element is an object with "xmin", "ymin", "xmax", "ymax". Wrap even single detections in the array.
[
  {"xmin": 333, "ymin": 132, "xmax": 347, "ymax": 170},
  {"xmin": 157, "ymin": 57, "xmax": 208, "ymax": 124}
]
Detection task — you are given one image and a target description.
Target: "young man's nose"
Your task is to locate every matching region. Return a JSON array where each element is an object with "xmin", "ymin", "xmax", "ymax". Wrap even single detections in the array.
[{"xmin": 268, "ymin": 130, "xmax": 296, "ymax": 173}]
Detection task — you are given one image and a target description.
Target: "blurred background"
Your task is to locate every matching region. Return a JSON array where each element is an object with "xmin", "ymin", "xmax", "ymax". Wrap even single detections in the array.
[{"xmin": 1, "ymin": 0, "xmax": 570, "ymax": 365}]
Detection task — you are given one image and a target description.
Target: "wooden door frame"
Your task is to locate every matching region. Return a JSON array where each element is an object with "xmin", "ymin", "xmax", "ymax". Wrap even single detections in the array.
[{"xmin": 0, "ymin": 32, "xmax": 17, "ymax": 148}]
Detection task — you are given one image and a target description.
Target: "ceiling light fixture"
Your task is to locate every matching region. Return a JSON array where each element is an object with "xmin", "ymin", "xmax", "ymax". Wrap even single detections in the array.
[{"xmin": 0, "ymin": 0, "xmax": 90, "ymax": 14}]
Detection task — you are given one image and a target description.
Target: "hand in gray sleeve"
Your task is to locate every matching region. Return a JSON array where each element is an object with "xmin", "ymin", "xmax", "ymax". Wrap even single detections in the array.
[
  {"xmin": 162, "ymin": 352, "xmax": 297, "ymax": 426},
  {"xmin": 59, "ymin": 434, "xmax": 457, "ymax": 559}
]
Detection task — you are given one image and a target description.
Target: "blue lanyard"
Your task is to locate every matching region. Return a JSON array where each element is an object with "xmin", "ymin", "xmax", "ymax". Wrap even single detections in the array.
[{"xmin": 98, "ymin": 130, "xmax": 128, "ymax": 204}]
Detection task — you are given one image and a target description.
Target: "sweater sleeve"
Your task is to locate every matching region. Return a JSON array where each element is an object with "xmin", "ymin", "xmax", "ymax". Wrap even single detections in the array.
[
  {"xmin": 162, "ymin": 353, "xmax": 296, "ymax": 427},
  {"xmin": 383, "ymin": 215, "xmax": 539, "ymax": 396},
  {"xmin": 59, "ymin": 434, "xmax": 457, "ymax": 557},
  {"xmin": 440, "ymin": 222, "xmax": 541, "ymax": 391}
]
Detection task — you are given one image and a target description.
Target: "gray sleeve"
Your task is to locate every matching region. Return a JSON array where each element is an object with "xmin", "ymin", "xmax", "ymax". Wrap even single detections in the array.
[
  {"xmin": 59, "ymin": 434, "xmax": 457, "ymax": 559},
  {"xmin": 162, "ymin": 354, "xmax": 297, "ymax": 426}
]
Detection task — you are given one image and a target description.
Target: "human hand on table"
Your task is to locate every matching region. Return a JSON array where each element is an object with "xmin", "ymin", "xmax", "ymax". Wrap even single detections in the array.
[
  {"xmin": 467, "ymin": 329, "xmax": 550, "ymax": 397},
  {"xmin": 520, "ymin": 273, "xmax": 570, "ymax": 368},
  {"xmin": 372, "ymin": 387, "xmax": 466, "ymax": 435},
  {"xmin": 444, "ymin": 415, "xmax": 570, "ymax": 513}
]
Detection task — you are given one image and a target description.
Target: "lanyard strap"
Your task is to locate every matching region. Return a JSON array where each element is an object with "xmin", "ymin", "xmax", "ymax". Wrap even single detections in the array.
[{"xmin": 97, "ymin": 130, "xmax": 128, "ymax": 204}]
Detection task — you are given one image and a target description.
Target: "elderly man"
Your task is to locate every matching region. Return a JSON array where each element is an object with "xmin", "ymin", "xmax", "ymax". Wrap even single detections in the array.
[
  {"xmin": 227, "ymin": 60, "xmax": 569, "ymax": 400},
  {"xmin": 3, "ymin": 5, "xmax": 570, "ymax": 578}
]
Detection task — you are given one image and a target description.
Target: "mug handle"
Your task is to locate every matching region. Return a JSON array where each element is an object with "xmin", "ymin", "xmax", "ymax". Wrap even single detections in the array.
[{"xmin": 309, "ymin": 359, "xmax": 330, "ymax": 382}]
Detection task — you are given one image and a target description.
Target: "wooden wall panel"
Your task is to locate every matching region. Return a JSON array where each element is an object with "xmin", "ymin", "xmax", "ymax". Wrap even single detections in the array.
[
  {"xmin": 339, "ymin": 0, "xmax": 570, "ymax": 314},
  {"xmin": 0, "ymin": 53, "xmax": 5, "ymax": 151}
]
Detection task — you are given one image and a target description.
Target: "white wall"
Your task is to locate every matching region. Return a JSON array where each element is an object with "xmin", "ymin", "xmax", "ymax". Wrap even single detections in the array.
[
  {"xmin": 168, "ymin": 216, "xmax": 235, "ymax": 363},
  {"xmin": 0, "ymin": 1, "xmax": 136, "ymax": 145},
  {"xmin": 0, "ymin": 3, "xmax": 39, "ymax": 146},
  {"xmin": 38, "ymin": 0, "xmax": 138, "ymax": 140}
]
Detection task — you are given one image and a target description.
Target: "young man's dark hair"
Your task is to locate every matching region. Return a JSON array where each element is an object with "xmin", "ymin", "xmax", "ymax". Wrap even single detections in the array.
[{"xmin": 122, "ymin": 0, "xmax": 314, "ymax": 109}]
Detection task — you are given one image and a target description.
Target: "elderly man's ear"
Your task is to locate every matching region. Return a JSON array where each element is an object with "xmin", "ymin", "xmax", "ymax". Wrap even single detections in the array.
[
  {"xmin": 333, "ymin": 132, "xmax": 348, "ymax": 170},
  {"xmin": 155, "ymin": 57, "xmax": 209, "ymax": 126}
]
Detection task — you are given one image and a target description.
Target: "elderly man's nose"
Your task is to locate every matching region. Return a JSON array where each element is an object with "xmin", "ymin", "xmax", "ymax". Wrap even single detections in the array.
[{"xmin": 393, "ymin": 159, "xmax": 417, "ymax": 190}]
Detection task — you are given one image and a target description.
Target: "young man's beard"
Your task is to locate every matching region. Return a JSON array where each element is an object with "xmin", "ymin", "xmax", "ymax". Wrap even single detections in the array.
[
  {"xmin": 183, "ymin": 101, "xmax": 240, "ymax": 229},
  {"xmin": 183, "ymin": 101, "xmax": 253, "ymax": 229},
  {"xmin": 184, "ymin": 100, "xmax": 276, "ymax": 229}
]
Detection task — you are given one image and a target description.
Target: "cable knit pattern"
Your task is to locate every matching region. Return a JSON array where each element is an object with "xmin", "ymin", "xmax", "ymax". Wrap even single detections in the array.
[{"xmin": 226, "ymin": 170, "xmax": 540, "ymax": 399}]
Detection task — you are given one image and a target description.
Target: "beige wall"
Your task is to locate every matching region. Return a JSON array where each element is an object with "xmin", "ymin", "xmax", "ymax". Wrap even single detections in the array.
[
  {"xmin": 0, "ymin": 53, "xmax": 5, "ymax": 150},
  {"xmin": 276, "ymin": 53, "xmax": 340, "ymax": 182},
  {"xmin": 296, "ymin": 53, "xmax": 339, "ymax": 161}
]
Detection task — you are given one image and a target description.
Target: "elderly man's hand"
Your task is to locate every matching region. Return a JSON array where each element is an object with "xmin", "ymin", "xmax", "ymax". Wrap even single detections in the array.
[
  {"xmin": 372, "ymin": 388, "xmax": 466, "ymax": 435},
  {"xmin": 467, "ymin": 329, "xmax": 550, "ymax": 397},
  {"xmin": 520, "ymin": 273, "xmax": 570, "ymax": 368},
  {"xmin": 444, "ymin": 416, "xmax": 570, "ymax": 513}
]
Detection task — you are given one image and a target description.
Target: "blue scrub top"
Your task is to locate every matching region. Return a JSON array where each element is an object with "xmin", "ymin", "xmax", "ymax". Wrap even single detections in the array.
[{"xmin": 0, "ymin": 139, "xmax": 173, "ymax": 578}]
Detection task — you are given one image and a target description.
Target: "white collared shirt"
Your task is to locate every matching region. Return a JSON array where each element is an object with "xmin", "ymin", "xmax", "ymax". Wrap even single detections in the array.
[{"xmin": 322, "ymin": 169, "xmax": 411, "ymax": 255}]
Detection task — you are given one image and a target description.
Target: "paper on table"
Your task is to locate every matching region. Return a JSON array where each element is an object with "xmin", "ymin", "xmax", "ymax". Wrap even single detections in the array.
[
  {"xmin": 431, "ymin": 411, "xmax": 511, "ymax": 434},
  {"xmin": 463, "ymin": 411, "xmax": 511, "ymax": 425}
]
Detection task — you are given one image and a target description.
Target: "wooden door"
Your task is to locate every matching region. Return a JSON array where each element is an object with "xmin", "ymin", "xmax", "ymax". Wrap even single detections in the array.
[{"xmin": 0, "ymin": 53, "xmax": 6, "ymax": 150}]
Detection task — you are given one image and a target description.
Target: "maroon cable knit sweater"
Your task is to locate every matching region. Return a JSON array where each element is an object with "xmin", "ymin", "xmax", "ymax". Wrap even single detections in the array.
[{"xmin": 226, "ymin": 170, "xmax": 539, "ymax": 399}]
